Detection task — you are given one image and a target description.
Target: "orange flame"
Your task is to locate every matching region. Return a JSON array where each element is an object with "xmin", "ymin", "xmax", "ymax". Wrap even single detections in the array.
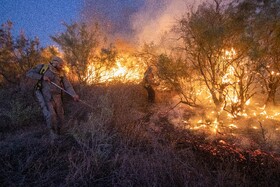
[{"xmin": 84, "ymin": 54, "xmax": 146, "ymax": 84}]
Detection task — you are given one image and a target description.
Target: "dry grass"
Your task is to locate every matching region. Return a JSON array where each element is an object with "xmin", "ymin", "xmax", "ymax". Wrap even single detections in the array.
[{"xmin": 0, "ymin": 83, "xmax": 280, "ymax": 186}]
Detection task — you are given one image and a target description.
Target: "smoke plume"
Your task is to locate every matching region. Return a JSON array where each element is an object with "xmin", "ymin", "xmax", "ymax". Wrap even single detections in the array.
[{"xmin": 82, "ymin": 0, "xmax": 203, "ymax": 45}]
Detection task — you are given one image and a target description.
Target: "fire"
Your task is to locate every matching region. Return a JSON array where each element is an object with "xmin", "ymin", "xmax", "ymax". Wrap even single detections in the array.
[
  {"xmin": 223, "ymin": 48, "xmax": 236, "ymax": 60},
  {"xmin": 228, "ymin": 124, "xmax": 238, "ymax": 129},
  {"xmin": 73, "ymin": 45, "xmax": 280, "ymax": 146},
  {"xmin": 63, "ymin": 65, "xmax": 70, "ymax": 74},
  {"xmin": 222, "ymin": 65, "xmax": 235, "ymax": 84},
  {"xmin": 169, "ymin": 47, "xmax": 280, "ymax": 141},
  {"xmin": 85, "ymin": 54, "xmax": 146, "ymax": 84}
]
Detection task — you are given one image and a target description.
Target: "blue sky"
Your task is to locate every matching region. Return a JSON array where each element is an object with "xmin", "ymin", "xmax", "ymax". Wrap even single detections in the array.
[
  {"xmin": 0, "ymin": 0, "xmax": 202, "ymax": 47},
  {"xmin": 0, "ymin": 0, "xmax": 146, "ymax": 47},
  {"xmin": 0, "ymin": 0, "xmax": 83, "ymax": 46}
]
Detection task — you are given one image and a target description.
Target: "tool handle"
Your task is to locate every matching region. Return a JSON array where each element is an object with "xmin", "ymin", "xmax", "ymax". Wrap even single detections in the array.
[{"xmin": 50, "ymin": 81, "xmax": 95, "ymax": 110}]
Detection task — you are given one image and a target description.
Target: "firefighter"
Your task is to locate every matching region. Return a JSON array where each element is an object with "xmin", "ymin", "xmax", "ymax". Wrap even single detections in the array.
[
  {"xmin": 143, "ymin": 66, "xmax": 158, "ymax": 103},
  {"xmin": 26, "ymin": 56, "xmax": 79, "ymax": 138}
]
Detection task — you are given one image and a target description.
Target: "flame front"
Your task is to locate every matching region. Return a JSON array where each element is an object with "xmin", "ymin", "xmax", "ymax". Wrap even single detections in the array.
[
  {"xmin": 85, "ymin": 54, "xmax": 146, "ymax": 84},
  {"xmin": 78, "ymin": 47, "xmax": 280, "ymax": 140}
]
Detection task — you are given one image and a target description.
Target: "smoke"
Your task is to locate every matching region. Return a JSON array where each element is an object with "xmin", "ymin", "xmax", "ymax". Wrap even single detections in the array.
[
  {"xmin": 81, "ymin": 0, "xmax": 145, "ymax": 43},
  {"xmin": 130, "ymin": 0, "xmax": 203, "ymax": 44},
  {"xmin": 82, "ymin": 0, "xmax": 204, "ymax": 45}
]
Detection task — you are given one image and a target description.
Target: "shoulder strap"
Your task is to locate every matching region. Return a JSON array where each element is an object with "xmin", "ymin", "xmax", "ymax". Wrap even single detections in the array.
[
  {"xmin": 34, "ymin": 64, "xmax": 49, "ymax": 91},
  {"xmin": 39, "ymin": 64, "xmax": 49, "ymax": 75}
]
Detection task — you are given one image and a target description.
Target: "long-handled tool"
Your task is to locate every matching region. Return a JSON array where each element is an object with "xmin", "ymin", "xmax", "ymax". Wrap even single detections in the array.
[{"xmin": 50, "ymin": 81, "xmax": 95, "ymax": 110}]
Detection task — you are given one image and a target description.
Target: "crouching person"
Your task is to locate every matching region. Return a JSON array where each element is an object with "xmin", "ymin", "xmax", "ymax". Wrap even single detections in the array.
[{"xmin": 26, "ymin": 56, "xmax": 79, "ymax": 139}]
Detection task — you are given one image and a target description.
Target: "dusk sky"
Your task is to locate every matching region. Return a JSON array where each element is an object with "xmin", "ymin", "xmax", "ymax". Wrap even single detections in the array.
[
  {"xmin": 0, "ymin": 0, "xmax": 84, "ymax": 46},
  {"xmin": 0, "ymin": 0, "xmax": 203, "ymax": 47}
]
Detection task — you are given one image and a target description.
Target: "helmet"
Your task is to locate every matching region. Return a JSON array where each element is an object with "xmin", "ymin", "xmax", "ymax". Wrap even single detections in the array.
[{"xmin": 51, "ymin": 56, "xmax": 64, "ymax": 67}]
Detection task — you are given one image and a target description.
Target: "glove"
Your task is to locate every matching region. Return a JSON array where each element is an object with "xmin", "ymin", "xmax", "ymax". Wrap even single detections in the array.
[{"xmin": 73, "ymin": 95, "xmax": 80, "ymax": 102}]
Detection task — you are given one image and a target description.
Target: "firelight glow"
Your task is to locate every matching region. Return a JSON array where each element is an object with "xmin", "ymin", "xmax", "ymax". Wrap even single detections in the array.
[
  {"xmin": 84, "ymin": 54, "xmax": 146, "ymax": 84},
  {"xmin": 164, "ymin": 48, "xmax": 280, "ymax": 135}
]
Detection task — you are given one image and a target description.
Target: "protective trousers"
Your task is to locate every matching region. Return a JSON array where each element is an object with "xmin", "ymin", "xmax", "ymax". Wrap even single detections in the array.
[
  {"xmin": 35, "ymin": 90, "xmax": 64, "ymax": 134},
  {"xmin": 144, "ymin": 85, "xmax": 155, "ymax": 103}
]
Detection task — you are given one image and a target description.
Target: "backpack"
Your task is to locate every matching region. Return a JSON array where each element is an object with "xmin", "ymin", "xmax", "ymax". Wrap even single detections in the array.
[{"xmin": 34, "ymin": 64, "xmax": 49, "ymax": 90}]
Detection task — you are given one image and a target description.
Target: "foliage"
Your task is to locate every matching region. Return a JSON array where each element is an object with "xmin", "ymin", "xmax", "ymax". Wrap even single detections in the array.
[
  {"xmin": 239, "ymin": 0, "xmax": 280, "ymax": 106},
  {"xmin": 157, "ymin": 54, "xmax": 199, "ymax": 106},
  {"xmin": 40, "ymin": 46, "xmax": 61, "ymax": 62},
  {"xmin": 174, "ymin": 1, "xmax": 258, "ymax": 117},
  {"xmin": 1, "ymin": 83, "xmax": 280, "ymax": 186},
  {"xmin": 2, "ymin": 1, "xmax": 280, "ymax": 186},
  {"xmin": 0, "ymin": 21, "xmax": 44, "ymax": 87},
  {"xmin": 0, "ymin": 88, "xmax": 41, "ymax": 131},
  {"xmin": 90, "ymin": 45, "xmax": 118, "ymax": 83},
  {"xmin": 51, "ymin": 22, "xmax": 101, "ymax": 84},
  {"xmin": 137, "ymin": 42, "xmax": 159, "ymax": 67}
]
